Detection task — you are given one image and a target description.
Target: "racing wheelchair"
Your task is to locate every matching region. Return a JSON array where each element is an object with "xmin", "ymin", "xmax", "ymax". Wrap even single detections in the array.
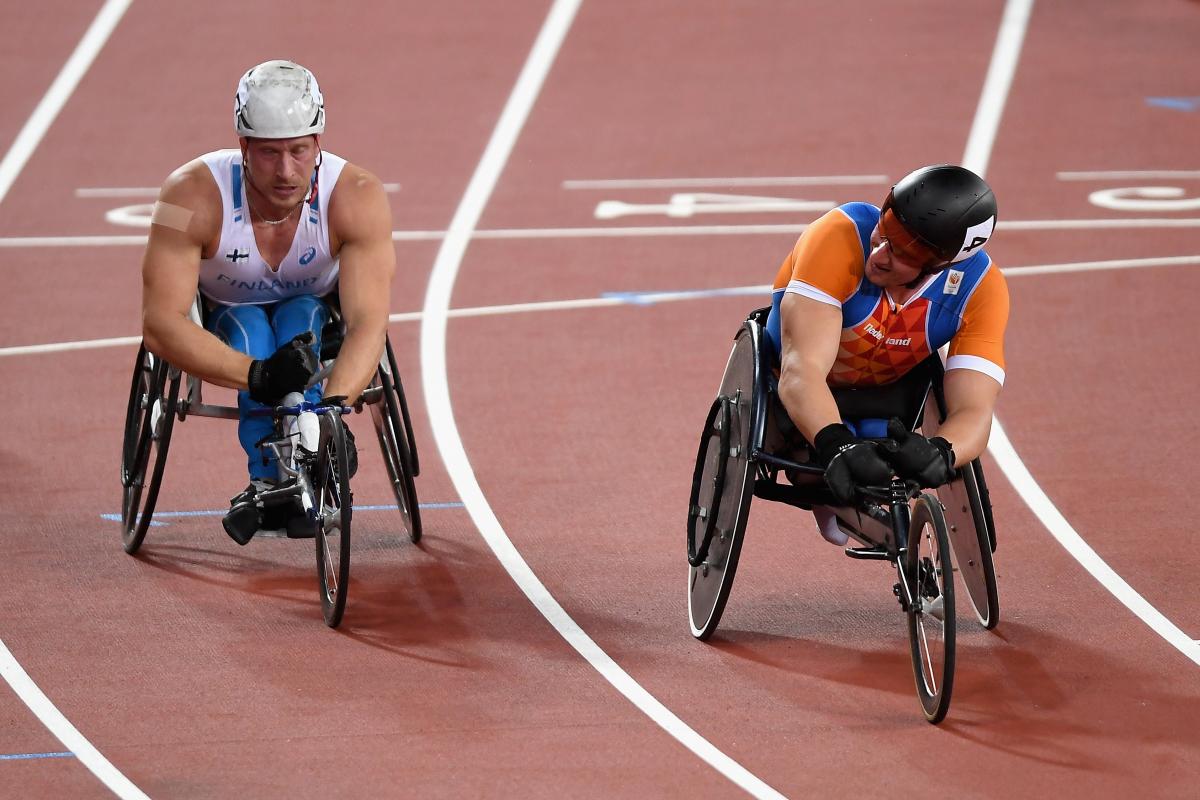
[
  {"xmin": 686, "ymin": 307, "xmax": 999, "ymax": 723},
  {"xmin": 119, "ymin": 296, "xmax": 422, "ymax": 628}
]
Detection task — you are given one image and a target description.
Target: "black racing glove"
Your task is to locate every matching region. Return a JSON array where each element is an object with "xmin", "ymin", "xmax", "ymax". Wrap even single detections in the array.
[
  {"xmin": 883, "ymin": 418, "xmax": 955, "ymax": 489},
  {"xmin": 814, "ymin": 423, "xmax": 894, "ymax": 505},
  {"xmin": 319, "ymin": 395, "xmax": 358, "ymax": 478},
  {"xmin": 247, "ymin": 332, "xmax": 318, "ymax": 405}
]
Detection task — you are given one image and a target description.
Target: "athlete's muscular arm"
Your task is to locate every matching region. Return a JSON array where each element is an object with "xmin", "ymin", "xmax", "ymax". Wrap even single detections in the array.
[
  {"xmin": 141, "ymin": 163, "xmax": 254, "ymax": 389},
  {"xmin": 932, "ymin": 265, "xmax": 1008, "ymax": 465},
  {"xmin": 325, "ymin": 165, "xmax": 395, "ymax": 402},
  {"xmin": 933, "ymin": 369, "xmax": 1001, "ymax": 466},
  {"xmin": 776, "ymin": 292, "xmax": 845, "ymax": 445}
]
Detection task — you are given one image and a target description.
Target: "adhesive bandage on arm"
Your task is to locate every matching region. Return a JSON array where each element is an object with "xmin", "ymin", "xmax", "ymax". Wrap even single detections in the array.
[{"xmin": 150, "ymin": 201, "xmax": 195, "ymax": 232}]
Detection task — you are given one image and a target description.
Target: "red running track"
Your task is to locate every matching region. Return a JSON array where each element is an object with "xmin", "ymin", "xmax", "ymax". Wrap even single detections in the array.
[{"xmin": 1, "ymin": 1, "xmax": 1198, "ymax": 797}]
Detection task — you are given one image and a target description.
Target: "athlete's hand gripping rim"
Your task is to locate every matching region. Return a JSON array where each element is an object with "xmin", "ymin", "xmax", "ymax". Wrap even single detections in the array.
[
  {"xmin": 248, "ymin": 332, "xmax": 319, "ymax": 405},
  {"xmin": 814, "ymin": 422, "xmax": 894, "ymax": 505},
  {"xmin": 882, "ymin": 418, "xmax": 955, "ymax": 489}
]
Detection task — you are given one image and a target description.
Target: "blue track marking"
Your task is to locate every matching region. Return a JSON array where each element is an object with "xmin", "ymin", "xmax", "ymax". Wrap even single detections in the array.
[
  {"xmin": 601, "ymin": 285, "xmax": 770, "ymax": 306},
  {"xmin": 1146, "ymin": 96, "xmax": 1200, "ymax": 112},
  {"xmin": 100, "ymin": 502, "xmax": 464, "ymax": 526},
  {"xmin": 0, "ymin": 752, "xmax": 75, "ymax": 761}
]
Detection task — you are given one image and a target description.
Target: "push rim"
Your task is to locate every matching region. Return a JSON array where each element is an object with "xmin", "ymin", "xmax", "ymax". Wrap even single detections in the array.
[
  {"xmin": 940, "ymin": 464, "xmax": 999, "ymax": 629},
  {"xmin": 687, "ymin": 324, "xmax": 758, "ymax": 641},
  {"xmin": 385, "ymin": 337, "xmax": 420, "ymax": 477},
  {"xmin": 316, "ymin": 413, "xmax": 353, "ymax": 627},
  {"xmin": 121, "ymin": 347, "xmax": 179, "ymax": 554},
  {"xmin": 370, "ymin": 367, "xmax": 422, "ymax": 542}
]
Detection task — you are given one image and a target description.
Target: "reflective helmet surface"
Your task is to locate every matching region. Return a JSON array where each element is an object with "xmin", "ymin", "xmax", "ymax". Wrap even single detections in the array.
[
  {"xmin": 882, "ymin": 164, "xmax": 997, "ymax": 269},
  {"xmin": 234, "ymin": 60, "xmax": 325, "ymax": 139}
]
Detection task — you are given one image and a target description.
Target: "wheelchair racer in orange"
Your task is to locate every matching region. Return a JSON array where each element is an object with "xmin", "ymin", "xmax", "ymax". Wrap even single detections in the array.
[{"xmin": 764, "ymin": 165, "xmax": 1008, "ymax": 543}]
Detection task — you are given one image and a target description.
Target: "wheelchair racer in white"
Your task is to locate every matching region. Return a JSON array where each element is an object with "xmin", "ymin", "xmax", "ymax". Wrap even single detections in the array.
[{"xmin": 140, "ymin": 60, "xmax": 396, "ymax": 545}]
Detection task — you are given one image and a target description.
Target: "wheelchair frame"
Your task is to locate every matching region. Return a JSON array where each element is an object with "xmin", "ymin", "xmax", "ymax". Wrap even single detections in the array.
[
  {"xmin": 686, "ymin": 306, "xmax": 1000, "ymax": 723},
  {"xmin": 119, "ymin": 296, "xmax": 422, "ymax": 627}
]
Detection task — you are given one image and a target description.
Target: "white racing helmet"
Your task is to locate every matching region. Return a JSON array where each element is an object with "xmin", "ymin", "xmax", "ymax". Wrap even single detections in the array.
[{"xmin": 234, "ymin": 60, "xmax": 325, "ymax": 139}]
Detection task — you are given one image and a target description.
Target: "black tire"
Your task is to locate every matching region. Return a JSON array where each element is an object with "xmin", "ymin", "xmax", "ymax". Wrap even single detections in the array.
[
  {"xmin": 937, "ymin": 462, "xmax": 1000, "ymax": 629},
  {"xmin": 120, "ymin": 345, "xmax": 179, "ymax": 554},
  {"xmin": 315, "ymin": 412, "xmax": 353, "ymax": 627},
  {"xmin": 688, "ymin": 323, "xmax": 758, "ymax": 641},
  {"xmin": 385, "ymin": 337, "xmax": 419, "ymax": 477},
  {"xmin": 370, "ymin": 360, "xmax": 422, "ymax": 543},
  {"xmin": 903, "ymin": 494, "xmax": 956, "ymax": 723}
]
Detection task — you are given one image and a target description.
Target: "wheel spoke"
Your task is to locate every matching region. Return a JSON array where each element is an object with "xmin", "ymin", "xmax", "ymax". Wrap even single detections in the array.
[
  {"xmin": 321, "ymin": 535, "xmax": 338, "ymax": 593},
  {"xmin": 918, "ymin": 621, "xmax": 937, "ymax": 693}
]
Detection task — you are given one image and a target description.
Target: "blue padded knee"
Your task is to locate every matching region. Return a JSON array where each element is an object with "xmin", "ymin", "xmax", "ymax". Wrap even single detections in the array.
[
  {"xmin": 848, "ymin": 417, "xmax": 890, "ymax": 439},
  {"xmin": 207, "ymin": 303, "xmax": 280, "ymax": 480},
  {"xmin": 207, "ymin": 303, "xmax": 274, "ymax": 359},
  {"xmin": 270, "ymin": 295, "xmax": 330, "ymax": 404}
]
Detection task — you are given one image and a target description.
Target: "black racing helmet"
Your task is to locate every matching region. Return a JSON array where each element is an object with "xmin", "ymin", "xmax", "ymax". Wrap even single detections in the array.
[{"xmin": 879, "ymin": 164, "xmax": 998, "ymax": 273}]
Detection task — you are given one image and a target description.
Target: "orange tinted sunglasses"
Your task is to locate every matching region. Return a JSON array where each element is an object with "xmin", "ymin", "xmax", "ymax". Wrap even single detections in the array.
[{"xmin": 878, "ymin": 197, "xmax": 947, "ymax": 272}]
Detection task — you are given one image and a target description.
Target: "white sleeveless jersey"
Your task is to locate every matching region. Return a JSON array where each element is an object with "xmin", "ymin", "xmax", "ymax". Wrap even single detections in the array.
[{"xmin": 197, "ymin": 149, "xmax": 347, "ymax": 305}]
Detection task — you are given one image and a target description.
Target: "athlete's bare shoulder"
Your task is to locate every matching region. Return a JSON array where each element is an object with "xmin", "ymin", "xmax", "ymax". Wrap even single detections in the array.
[
  {"xmin": 153, "ymin": 157, "xmax": 222, "ymax": 248},
  {"xmin": 328, "ymin": 161, "xmax": 390, "ymax": 246},
  {"xmin": 331, "ymin": 162, "xmax": 387, "ymax": 207}
]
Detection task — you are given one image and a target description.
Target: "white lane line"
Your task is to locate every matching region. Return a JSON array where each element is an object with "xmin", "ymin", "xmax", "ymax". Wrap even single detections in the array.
[
  {"xmin": 0, "ymin": 3, "xmax": 154, "ymax": 796},
  {"xmin": 3, "ymin": 216, "xmax": 1200, "ymax": 250},
  {"xmin": 1, "ymin": 641, "xmax": 149, "ymax": 799},
  {"xmin": 73, "ymin": 183, "xmax": 401, "ymax": 197},
  {"xmin": 3, "ymin": 252, "xmax": 1197, "ymax": 359},
  {"xmin": 987, "ymin": 426, "xmax": 1200, "ymax": 664},
  {"xmin": 1058, "ymin": 170, "xmax": 1200, "ymax": 181},
  {"xmin": 0, "ymin": 334, "xmax": 141, "ymax": 357},
  {"xmin": 0, "ymin": 234, "xmax": 149, "ymax": 247},
  {"xmin": 965, "ymin": 0, "xmax": 1200, "ymax": 666},
  {"xmin": 1003, "ymin": 254, "xmax": 1200, "ymax": 276},
  {"xmin": 563, "ymin": 174, "xmax": 888, "ymax": 189},
  {"xmin": 961, "ymin": 0, "xmax": 1033, "ymax": 177},
  {"xmin": 0, "ymin": 0, "xmax": 132, "ymax": 208},
  {"xmin": 419, "ymin": 2, "xmax": 785, "ymax": 798},
  {"xmin": 1000, "ymin": 218, "xmax": 1200, "ymax": 230},
  {"xmin": 75, "ymin": 187, "xmax": 161, "ymax": 198}
]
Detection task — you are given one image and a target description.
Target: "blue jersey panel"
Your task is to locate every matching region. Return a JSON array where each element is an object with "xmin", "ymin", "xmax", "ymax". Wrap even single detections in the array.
[
  {"xmin": 920, "ymin": 251, "xmax": 991, "ymax": 349},
  {"xmin": 835, "ymin": 203, "xmax": 882, "ymax": 327}
]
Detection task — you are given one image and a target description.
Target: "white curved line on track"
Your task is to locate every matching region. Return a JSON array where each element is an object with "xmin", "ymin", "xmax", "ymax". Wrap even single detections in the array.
[
  {"xmin": 964, "ymin": 0, "xmax": 1200, "ymax": 666},
  {"xmin": 418, "ymin": 1, "xmax": 785, "ymax": 797},
  {"xmin": 2, "ymin": 12, "xmax": 1191, "ymax": 800},
  {"xmin": 0, "ymin": 1, "xmax": 154, "ymax": 798}
]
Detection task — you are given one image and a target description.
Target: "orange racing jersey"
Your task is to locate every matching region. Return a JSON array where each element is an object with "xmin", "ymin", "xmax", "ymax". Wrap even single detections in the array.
[{"xmin": 765, "ymin": 202, "xmax": 1009, "ymax": 387}]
